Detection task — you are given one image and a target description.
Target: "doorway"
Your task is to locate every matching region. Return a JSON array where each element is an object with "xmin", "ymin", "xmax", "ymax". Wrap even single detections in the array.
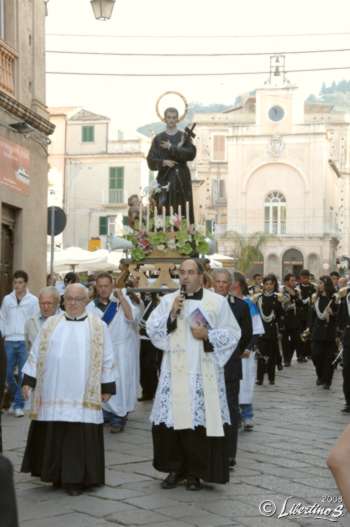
[{"xmin": 0, "ymin": 204, "xmax": 15, "ymax": 301}]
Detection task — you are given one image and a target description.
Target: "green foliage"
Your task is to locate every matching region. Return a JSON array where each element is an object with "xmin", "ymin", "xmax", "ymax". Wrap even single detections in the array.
[
  {"xmin": 131, "ymin": 247, "xmax": 146, "ymax": 261},
  {"xmin": 223, "ymin": 231, "xmax": 272, "ymax": 274},
  {"xmin": 177, "ymin": 242, "xmax": 193, "ymax": 255},
  {"xmin": 149, "ymin": 232, "xmax": 167, "ymax": 245}
]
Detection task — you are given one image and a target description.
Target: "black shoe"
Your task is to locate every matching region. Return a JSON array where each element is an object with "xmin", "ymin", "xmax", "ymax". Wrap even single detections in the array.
[
  {"xmin": 52, "ymin": 481, "xmax": 61, "ymax": 489},
  {"xmin": 137, "ymin": 395, "xmax": 153, "ymax": 402},
  {"xmin": 341, "ymin": 406, "xmax": 350, "ymax": 413},
  {"xmin": 161, "ymin": 472, "xmax": 184, "ymax": 489},
  {"xmin": 316, "ymin": 378, "xmax": 323, "ymax": 386},
  {"xmin": 229, "ymin": 458, "xmax": 236, "ymax": 469},
  {"xmin": 323, "ymin": 384, "xmax": 330, "ymax": 390},
  {"xmin": 256, "ymin": 380, "xmax": 263, "ymax": 385},
  {"xmin": 284, "ymin": 362, "xmax": 291, "ymax": 367},
  {"xmin": 65, "ymin": 485, "xmax": 83, "ymax": 496},
  {"xmin": 269, "ymin": 381, "xmax": 275, "ymax": 385},
  {"xmin": 277, "ymin": 364, "xmax": 283, "ymax": 371},
  {"xmin": 186, "ymin": 476, "xmax": 202, "ymax": 491}
]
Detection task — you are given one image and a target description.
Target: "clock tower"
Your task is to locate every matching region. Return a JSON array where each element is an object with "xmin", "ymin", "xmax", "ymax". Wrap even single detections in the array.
[{"xmin": 256, "ymin": 55, "xmax": 304, "ymax": 133}]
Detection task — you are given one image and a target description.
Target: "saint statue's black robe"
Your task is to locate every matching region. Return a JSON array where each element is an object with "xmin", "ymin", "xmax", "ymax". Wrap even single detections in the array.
[{"xmin": 147, "ymin": 130, "xmax": 196, "ymax": 225}]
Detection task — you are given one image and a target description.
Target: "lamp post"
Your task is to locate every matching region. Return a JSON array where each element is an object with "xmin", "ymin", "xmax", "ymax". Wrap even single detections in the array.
[
  {"xmin": 90, "ymin": 0, "xmax": 116, "ymax": 20},
  {"xmin": 45, "ymin": 0, "xmax": 116, "ymax": 20}
]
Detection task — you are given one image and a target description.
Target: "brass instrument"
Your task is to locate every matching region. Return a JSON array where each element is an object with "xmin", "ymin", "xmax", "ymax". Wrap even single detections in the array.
[{"xmin": 300, "ymin": 328, "xmax": 311, "ymax": 342}]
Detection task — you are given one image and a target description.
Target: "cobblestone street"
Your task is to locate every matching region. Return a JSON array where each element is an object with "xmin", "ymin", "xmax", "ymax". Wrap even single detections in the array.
[{"xmin": 3, "ymin": 360, "xmax": 350, "ymax": 527}]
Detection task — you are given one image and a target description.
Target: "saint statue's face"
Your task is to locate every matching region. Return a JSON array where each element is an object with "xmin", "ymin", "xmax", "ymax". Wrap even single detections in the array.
[
  {"xmin": 164, "ymin": 110, "xmax": 178, "ymax": 130},
  {"xmin": 179, "ymin": 260, "xmax": 202, "ymax": 293}
]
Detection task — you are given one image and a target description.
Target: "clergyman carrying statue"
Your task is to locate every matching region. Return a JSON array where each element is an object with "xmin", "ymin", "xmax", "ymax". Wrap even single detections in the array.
[{"xmin": 147, "ymin": 106, "xmax": 196, "ymax": 225}]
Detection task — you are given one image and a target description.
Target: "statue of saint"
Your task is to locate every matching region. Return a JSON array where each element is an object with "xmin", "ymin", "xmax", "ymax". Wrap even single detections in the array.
[{"xmin": 147, "ymin": 107, "xmax": 196, "ymax": 225}]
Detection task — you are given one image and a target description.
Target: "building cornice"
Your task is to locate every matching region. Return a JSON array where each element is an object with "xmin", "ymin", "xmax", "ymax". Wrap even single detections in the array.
[{"xmin": 0, "ymin": 89, "xmax": 55, "ymax": 136}]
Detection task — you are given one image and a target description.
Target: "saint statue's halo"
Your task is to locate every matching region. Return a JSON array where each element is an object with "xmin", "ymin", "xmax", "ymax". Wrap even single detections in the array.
[{"xmin": 156, "ymin": 91, "xmax": 188, "ymax": 123}]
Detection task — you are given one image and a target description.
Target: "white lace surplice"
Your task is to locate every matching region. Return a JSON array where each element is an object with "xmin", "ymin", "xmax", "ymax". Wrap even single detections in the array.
[{"xmin": 146, "ymin": 290, "xmax": 241, "ymax": 429}]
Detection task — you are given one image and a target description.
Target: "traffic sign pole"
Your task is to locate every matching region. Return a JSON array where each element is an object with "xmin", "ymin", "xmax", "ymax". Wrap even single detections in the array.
[{"xmin": 50, "ymin": 205, "xmax": 55, "ymax": 278}]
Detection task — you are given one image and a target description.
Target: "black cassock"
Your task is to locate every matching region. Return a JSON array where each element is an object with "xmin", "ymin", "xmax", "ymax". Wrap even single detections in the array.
[{"xmin": 147, "ymin": 130, "xmax": 196, "ymax": 224}]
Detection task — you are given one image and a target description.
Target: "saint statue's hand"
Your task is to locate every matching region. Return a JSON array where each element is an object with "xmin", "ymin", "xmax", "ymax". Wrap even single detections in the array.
[
  {"xmin": 191, "ymin": 324, "xmax": 209, "ymax": 341},
  {"xmin": 163, "ymin": 160, "xmax": 177, "ymax": 168},
  {"xmin": 160, "ymin": 140, "xmax": 171, "ymax": 150},
  {"xmin": 22, "ymin": 386, "xmax": 32, "ymax": 400},
  {"xmin": 241, "ymin": 350, "xmax": 251, "ymax": 358},
  {"xmin": 102, "ymin": 393, "xmax": 112, "ymax": 402}
]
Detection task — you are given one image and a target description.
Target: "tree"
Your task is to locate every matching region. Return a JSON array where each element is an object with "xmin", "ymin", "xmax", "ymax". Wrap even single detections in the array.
[{"xmin": 222, "ymin": 231, "xmax": 273, "ymax": 275}]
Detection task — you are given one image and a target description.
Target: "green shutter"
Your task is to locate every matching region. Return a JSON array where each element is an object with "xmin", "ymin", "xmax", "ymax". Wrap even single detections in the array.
[
  {"xmin": 82, "ymin": 126, "xmax": 95, "ymax": 142},
  {"xmin": 109, "ymin": 167, "xmax": 124, "ymax": 189},
  {"xmin": 99, "ymin": 216, "xmax": 108, "ymax": 235},
  {"xmin": 206, "ymin": 220, "xmax": 213, "ymax": 235}
]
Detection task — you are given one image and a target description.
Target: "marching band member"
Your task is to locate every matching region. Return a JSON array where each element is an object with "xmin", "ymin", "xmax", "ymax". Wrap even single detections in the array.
[
  {"xmin": 296, "ymin": 269, "xmax": 316, "ymax": 360},
  {"xmin": 337, "ymin": 285, "xmax": 350, "ymax": 412},
  {"xmin": 255, "ymin": 274, "xmax": 284, "ymax": 386},
  {"xmin": 309, "ymin": 276, "xmax": 337, "ymax": 390},
  {"xmin": 281, "ymin": 273, "xmax": 304, "ymax": 366}
]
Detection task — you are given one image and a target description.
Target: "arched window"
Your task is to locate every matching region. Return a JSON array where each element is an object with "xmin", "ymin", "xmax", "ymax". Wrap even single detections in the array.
[{"xmin": 264, "ymin": 191, "xmax": 286, "ymax": 234}]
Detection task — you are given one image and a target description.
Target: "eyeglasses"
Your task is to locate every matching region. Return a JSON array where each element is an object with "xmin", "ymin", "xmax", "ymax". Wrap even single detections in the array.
[{"xmin": 65, "ymin": 297, "xmax": 86, "ymax": 304}]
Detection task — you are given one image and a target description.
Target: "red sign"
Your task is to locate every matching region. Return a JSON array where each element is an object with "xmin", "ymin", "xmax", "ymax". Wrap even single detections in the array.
[{"xmin": 0, "ymin": 137, "xmax": 30, "ymax": 194}]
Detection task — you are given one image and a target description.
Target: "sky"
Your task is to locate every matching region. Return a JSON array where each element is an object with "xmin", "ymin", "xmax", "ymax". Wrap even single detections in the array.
[{"xmin": 46, "ymin": 0, "xmax": 350, "ymax": 137}]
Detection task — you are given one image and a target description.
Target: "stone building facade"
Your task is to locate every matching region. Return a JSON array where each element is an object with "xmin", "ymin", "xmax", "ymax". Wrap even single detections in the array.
[
  {"xmin": 193, "ymin": 73, "xmax": 349, "ymax": 278},
  {"xmin": 48, "ymin": 108, "xmax": 150, "ymax": 250},
  {"xmin": 0, "ymin": 0, "xmax": 54, "ymax": 299}
]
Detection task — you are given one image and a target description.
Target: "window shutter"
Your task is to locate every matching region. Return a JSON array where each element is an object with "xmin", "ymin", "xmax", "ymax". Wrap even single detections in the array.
[
  {"xmin": 99, "ymin": 216, "xmax": 108, "ymax": 235},
  {"xmin": 82, "ymin": 126, "xmax": 95, "ymax": 142}
]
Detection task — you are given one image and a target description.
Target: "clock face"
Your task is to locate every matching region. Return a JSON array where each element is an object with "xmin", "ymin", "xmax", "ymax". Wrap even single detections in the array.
[{"xmin": 268, "ymin": 105, "xmax": 285, "ymax": 122}]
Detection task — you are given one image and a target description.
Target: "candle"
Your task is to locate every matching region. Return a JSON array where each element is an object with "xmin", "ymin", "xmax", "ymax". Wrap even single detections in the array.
[
  {"xmin": 139, "ymin": 201, "xmax": 143, "ymax": 229},
  {"xmin": 178, "ymin": 204, "xmax": 182, "ymax": 222},
  {"xmin": 186, "ymin": 201, "xmax": 190, "ymax": 228},
  {"xmin": 162, "ymin": 206, "xmax": 166, "ymax": 232},
  {"xmin": 146, "ymin": 205, "xmax": 150, "ymax": 232},
  {"xmin": 170, "ymin": 206, "xmax": 174, "ymax": 232}
]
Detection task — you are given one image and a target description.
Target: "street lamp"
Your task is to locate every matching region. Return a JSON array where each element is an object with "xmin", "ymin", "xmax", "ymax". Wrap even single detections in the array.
[{"xmin": 91, "ymin": 0, "xmax": 116, "ymax": 20}]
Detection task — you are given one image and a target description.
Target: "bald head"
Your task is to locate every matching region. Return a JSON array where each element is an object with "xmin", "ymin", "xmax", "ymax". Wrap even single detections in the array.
[{"xmin": 179, "ymin": 259, "xmax": 203, "ymax": 294}]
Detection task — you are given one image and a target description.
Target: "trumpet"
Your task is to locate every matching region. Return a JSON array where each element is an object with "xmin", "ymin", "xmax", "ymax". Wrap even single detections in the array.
[
  {"xmin": 300, "ymin": 328, "xmax": 311, "ymax": 342},
  {"xmin": 333, "ymin": 287, "xmax": 349, "ymax": 303}
]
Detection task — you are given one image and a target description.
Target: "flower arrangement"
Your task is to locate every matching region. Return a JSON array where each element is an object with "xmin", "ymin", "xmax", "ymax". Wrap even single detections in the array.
[{"xmin": 125, "ymin": 215, "xmax": 210, "ymax": 262}]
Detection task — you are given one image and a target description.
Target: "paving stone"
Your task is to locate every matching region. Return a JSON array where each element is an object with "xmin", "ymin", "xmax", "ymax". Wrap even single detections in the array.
[
  {"xmin": 106, "ymin": 509, "xmax": 169, "ymax": 525},
  {"xmin": 21, "ymin": 513, "xmax": 110, "ymax": 527},
  {"xmin": 124, "ymin": 493, "xmax": 184, "ymax": 510},
  {"xmin": 71, "ymin": 495, "xmax": 139, "ymax": 517},
  {"xmin": 3, "ymin": 361, "xmax": 350, "ymax": 526}
]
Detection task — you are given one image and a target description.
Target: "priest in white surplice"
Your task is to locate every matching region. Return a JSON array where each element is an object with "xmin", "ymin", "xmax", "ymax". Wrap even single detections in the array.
[
  {"xmin": 87, "ymin": 273, "xmax": 141, "ymax": 433},
  {"xmin": 21, "ymin": 284, "xmax": 115, "ymax": 496},
  {"xmin": 147, "ymin": 259, "xmax": 241, "ymax": 490}
]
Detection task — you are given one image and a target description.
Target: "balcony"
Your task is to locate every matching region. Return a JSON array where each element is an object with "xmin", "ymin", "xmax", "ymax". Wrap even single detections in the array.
[{"xmin": 0, "ymin": 40, "xmax": 16, "ymax": 96}]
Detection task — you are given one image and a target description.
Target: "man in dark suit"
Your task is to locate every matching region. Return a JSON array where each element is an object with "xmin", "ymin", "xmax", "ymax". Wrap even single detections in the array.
[{"xmin": 213, "ymin": 269, "xmax": 252, "ymax": 469}]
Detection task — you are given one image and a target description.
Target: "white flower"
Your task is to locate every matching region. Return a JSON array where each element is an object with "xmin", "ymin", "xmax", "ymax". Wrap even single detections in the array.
[
  {"xmin": 155, "ymin": 216, "xmax": 163, "ymax": 229},
  {"xmin": 156, "ymin": 244, "xmax": 166, "ymax": 251},
  {"xmin": 168, "ymin": 239, "xmax": 176, "ymax": 249}
]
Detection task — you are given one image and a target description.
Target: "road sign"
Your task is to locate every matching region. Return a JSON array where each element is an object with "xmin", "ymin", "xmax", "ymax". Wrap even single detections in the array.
[{"xmin": 47, "ymin": 206, "xmax": 66, "ymax": 236}]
